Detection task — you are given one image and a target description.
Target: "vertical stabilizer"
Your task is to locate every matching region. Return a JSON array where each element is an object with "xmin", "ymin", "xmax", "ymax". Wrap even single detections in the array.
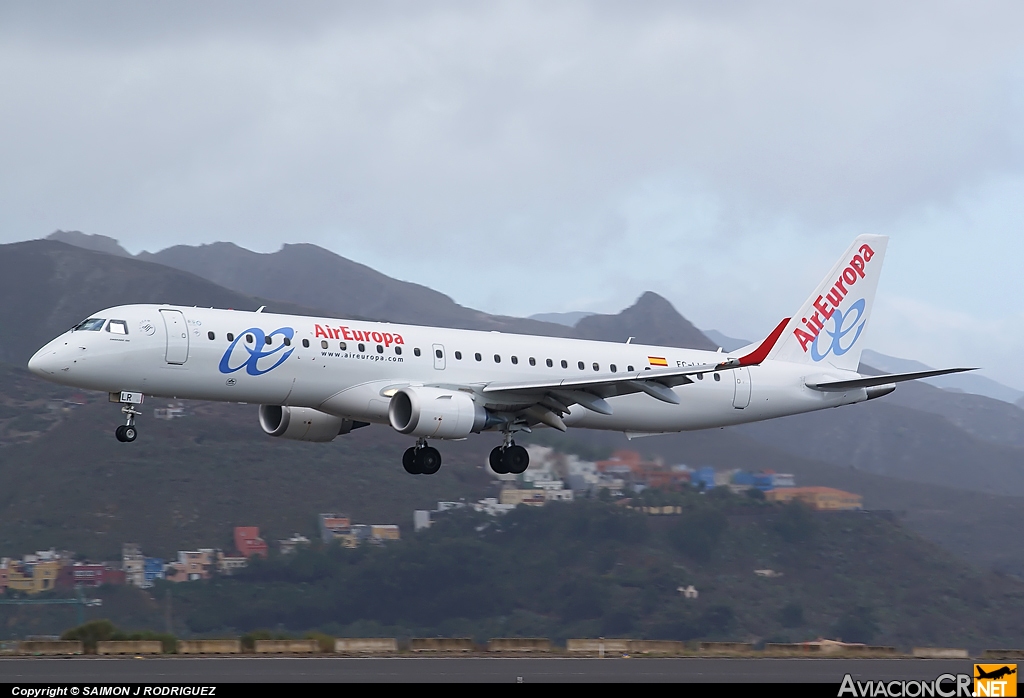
[{"xmin": 768, "ymin": 235, "xmax": 888, "ymax": 371}]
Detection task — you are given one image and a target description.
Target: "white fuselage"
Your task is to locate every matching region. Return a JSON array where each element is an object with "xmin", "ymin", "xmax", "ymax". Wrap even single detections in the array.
[{"xmin": 27, "ymin": 304, "xmax": 869, "ymax": 436}]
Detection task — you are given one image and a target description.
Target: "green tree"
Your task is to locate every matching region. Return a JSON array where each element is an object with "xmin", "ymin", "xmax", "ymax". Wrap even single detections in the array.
[{"xmin": 61, "ymin": 619, "xmax": 116, "ymax": 653}]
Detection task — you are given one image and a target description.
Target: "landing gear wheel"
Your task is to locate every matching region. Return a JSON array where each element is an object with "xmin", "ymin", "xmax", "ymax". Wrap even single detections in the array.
[
  {"xmin": 402, "ymin": 447, "xmax": 421, "ymax": 475},
  {"xmin": 490, "ymin": 446, "xmax": 510, "ymax": 474},
  {"xmin": 503, "ymin": 444, "xmax": 529, "ymax": 474},
  {"xmin": 419, "ymin": 447, "xmax": 442, "ymax": 475},
  {"xmin": 122, "ymin": 425, "xmax": 137, "ymax": 442},
  {"xmin": 115, "ymin": 425, "xmax": 127, "ymax": 442}
]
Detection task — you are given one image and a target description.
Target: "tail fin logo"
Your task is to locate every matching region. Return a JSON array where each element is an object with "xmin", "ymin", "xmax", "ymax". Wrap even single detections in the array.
[
  {"xmin": 810, "ymin": 298, "xmax": 865, "ymax": 361},
  {"xmin": 792, "ymin": 243, "xmax": 876, "ymax": 357}
]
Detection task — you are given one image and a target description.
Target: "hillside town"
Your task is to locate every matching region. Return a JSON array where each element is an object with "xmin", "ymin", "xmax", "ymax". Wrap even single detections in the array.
[
  {"xmin": 416, "ymin": 445, "xmax": 862, "ymax": 528},
  {"xmin": 0, "ymin": 514, "xmax": 400, "ymax": 595},
  {"xmin": 1, "ymin": 446, "xmax": 862, "ymax": 595}
]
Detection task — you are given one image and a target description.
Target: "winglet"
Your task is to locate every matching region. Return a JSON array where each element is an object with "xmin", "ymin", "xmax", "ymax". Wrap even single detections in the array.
[{"xmin": 716, "ymin": 317, "xmax": 790, "ymax": 370}]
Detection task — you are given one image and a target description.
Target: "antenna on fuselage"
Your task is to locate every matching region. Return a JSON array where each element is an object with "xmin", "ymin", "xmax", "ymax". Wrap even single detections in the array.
[
  {"xmin": 256, "ymin": 306, "xmax": 265, "ymax": 313},
  {"xmin": 626, "ymin": 337, "xmax": 634, "ymax": 344}
]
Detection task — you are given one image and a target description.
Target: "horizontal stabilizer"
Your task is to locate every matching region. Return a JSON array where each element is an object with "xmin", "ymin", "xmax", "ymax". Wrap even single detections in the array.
[{"xmin": 806, "ymin": 367, "xmax": 977, "ymax": 392}]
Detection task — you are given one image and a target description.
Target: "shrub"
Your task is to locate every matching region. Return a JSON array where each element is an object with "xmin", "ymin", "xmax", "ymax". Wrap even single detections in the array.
[
  {"xmin": 305, "ymin": 631, "xmax": 335, "ymax": 654},
  {"xmin": 61, "ymin": 619, "xmax": 116, "ymax": 653}
]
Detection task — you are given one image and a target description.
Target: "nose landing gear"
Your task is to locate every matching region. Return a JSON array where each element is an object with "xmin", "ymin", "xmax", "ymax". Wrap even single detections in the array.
[
  {"xmin": 489, "ymin": 433, "xmax": 529, "ymax": 475},
  {"xmin": 402, "ymin": 439, "xmax": 442, "ymax": 475},
  {"xmin": 115, "ymin": 405, "xmax": 140, "ymax": 443}
]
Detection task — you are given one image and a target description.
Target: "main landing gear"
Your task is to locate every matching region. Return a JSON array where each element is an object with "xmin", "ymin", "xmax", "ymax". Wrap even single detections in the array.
[
  {"xmin": 489, "ymin": 434, "xmax": 529, "ymax": 475},
  {"xmin": 403, "ymin": 439, "xmax": 442, "ymax": 475},
  {"xmin": 115, "ymin": 404, "xmax": 140, "ymax": 443}
]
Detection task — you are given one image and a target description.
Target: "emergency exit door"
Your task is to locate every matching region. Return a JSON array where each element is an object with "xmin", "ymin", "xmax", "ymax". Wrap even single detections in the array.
[
  {"xmin": 732, "ymin": 367, "xmax": 751, "ymax": 409},
  {"xmin": 432, "ymin": 344, "xmax": 446, "ymax": 370},
  {"xmin": 160, "ymin": 309, "xmax": 189, "ymax": 365}
]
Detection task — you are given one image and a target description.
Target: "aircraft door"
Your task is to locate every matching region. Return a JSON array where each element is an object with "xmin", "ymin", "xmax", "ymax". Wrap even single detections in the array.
[
  {"xmin": 732, "ymin": 367, "xmax": 751, "ymax": 409},
  {"xmin": 432, "ymin": 344, "xmax": 446, "ymax": 370},
  {"xmin": 160, "ymin": 309, "xmax": 190, "ymax": 365}
]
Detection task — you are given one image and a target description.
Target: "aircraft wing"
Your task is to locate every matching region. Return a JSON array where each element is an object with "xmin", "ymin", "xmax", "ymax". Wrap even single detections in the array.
[
  {"xmin": 805, "ymin": 367, "xmax": 977, "ymax": 392},
  {"xmin": 477, "ymin": 318, "xmax": 790, "ymax": 429}
]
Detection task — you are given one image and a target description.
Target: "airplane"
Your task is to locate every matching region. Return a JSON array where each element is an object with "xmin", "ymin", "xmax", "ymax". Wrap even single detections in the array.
[
  {"xmin": 27, "ymin": 234, "xmax": 973, "ymax": 475},
  {"xmin": 976, "ymin": 666, "xmax": 1017, "ymax": 681}
]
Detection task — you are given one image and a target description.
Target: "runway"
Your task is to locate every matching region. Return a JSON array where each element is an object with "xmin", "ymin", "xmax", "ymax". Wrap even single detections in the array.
[{"xmin": 0, "ymin": 657, "xmax": 978, "ymax": 683}]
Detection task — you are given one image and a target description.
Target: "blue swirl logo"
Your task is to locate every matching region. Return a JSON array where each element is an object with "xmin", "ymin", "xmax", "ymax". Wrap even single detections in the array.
[
  {"xmin": 219, "ymin": 327, "xmax": 295, "ymax": 376},
  {"xmin": 811, "ymin": 298, "xmax": 866, "ymax": 362}
]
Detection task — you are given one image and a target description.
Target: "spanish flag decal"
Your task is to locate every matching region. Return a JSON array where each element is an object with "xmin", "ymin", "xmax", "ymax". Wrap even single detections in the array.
[{"xmin": 648, "ymin": 356, "xmax": 668, "ymax": 367}]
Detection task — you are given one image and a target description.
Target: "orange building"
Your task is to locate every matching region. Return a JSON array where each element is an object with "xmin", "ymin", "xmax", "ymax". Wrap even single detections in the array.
[
  {"xmin": 234, "ymin": 526, "xmax": 268, "ymax": 559},
  {"xmin": 5, "ymin": 559, "xmax": 62, "ymax": 594},
  {"xmin": 166, "ymin": 549, "xmax": 215, "ymax": 582},
  {"xmin": 766, "ymin": 487, "xmax": 863, "ymax": 511},
  {"xmin": 596, "ymin": 450, "xmax": 690, "ymax": 489}
]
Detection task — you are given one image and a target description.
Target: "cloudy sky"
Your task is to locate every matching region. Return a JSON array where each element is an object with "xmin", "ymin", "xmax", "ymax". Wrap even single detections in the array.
[{"xmin": 2, "ymin": 2, "xmax": 1024, "ymax": 385}]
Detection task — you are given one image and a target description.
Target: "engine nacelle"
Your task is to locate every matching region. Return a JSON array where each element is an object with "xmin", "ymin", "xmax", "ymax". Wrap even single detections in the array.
[
  {"xmin": 259, "ymin": 405, "xmax": 359, "ymax": 442},
  {"xmin": 388, "ymin": 386, "xmax": 488, "ymax": 439}
]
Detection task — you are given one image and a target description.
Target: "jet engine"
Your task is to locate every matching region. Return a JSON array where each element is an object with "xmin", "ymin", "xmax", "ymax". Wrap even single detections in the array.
[
  {"xmin": 387, "ymin": 386, "xmax": 489, "ymax": 439},
  {"xmin": 259, "ymin": 405, "xmax": 362, "ymax": 442}
]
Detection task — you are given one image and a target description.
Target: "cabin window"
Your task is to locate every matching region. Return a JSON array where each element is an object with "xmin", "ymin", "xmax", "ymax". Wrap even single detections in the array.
[
  {"xmin": 414, "ymin": 348, "xmax": 421, "ymax": 357},
  {"xmin": 265, "ymin": 336, "xmax": 272, "ymax": 345},
  {"xmin": 246, "ymin": 334, "xmax": 254, "ymax": 344},
  {"xmin": 714, "ymin": 373, "xmax": 721, "ymax": 382},
  {"xmin": 511, "ymin": 356, "xmax": 518, "ymax": 365},
  {"xmin": 73, "ymin": 318, "xmax": 105, "ymax": 332},
  {"xmin": 578, "ymin": 361, "xmax": 585, "ymax": 370},
  {"xmin": 321, "ymin": 340, "xmax": 328, "ymax": 349},
  {"xmin": 610, "ymin": 364, "xmax": 617, "ymax": 373},
  {"xmin": 475, "ymin": 353, "xmax": 482, "ymax": 361},
  {"xmin": 378, "ymin": 345, "xmax": 385, "ymax": 354},
  {"xmin": 454, "ymin": 351, "xmax": 462, "ymax": 360},
  {"xmin": 207, "ymin": 331, "xmax": 215, "ymax": 340},
  {"xmin": 696, "ymin": 373, "xmax": 703, "ymax": 380},
  {"xmin": 396, "ymin": 346, "xmax": 402, "ymax": 355},
  {"xmin": 340, "ymin": 342, "xmax": 347, "ymax": 351},
  {"xmin": 593, "ymin": 362, "xmax": 599, "ymax": 371},
  {"xmin": 106, "ymin": 320, "xmax": 128, "ymax": 335},
  {"xmin": 302, "ymin": 339, "xmax": 309, "ymax": 348},
  {"xmin": 494, "ymin": 354, "xmax": 501, "ymax": 363},
  {"xmin": 627, "ymin": 365, "xmax": 634, "ymax": 372},
  {"xmin": 560, "ymin": 360, "xmax": 568, "ymax": 369},
  {"xmin": 546, "ymin": 359, "xmax": 553, "ymax": 367},
  {"xmin": 283, "ymin": 337, "xmax": 291, "ymax": 346},
  {"xmin": 529, "ymin": 357, "xmax": 536, "ymax": 366},
  {"xmin": 358, "ymin": 343, "xmax": 366, "ymax": 352},
  {"xmin": 436, "ymin": 349, "xmax": 443, "ymax": 359}
]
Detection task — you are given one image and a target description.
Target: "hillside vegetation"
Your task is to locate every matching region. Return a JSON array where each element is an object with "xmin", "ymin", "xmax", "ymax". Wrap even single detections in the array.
[{"xmin": 136, "ymin": 494, "xmax": 1024, "ymax": 650}]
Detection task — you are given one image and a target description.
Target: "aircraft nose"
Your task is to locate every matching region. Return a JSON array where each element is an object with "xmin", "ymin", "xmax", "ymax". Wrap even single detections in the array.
[{"xmin": 28, "ymin": 345, "xmax": 60, "ymax": 376}]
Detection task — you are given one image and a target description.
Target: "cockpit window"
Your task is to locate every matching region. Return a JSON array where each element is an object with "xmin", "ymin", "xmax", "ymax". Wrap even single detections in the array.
[
  {"xmin": 107, "ymin": 320, "xmax": 128, "ymax": 335},
  {"xmin": 73, "ymin": 318, "xmax": 105, "ymax": 332}
]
